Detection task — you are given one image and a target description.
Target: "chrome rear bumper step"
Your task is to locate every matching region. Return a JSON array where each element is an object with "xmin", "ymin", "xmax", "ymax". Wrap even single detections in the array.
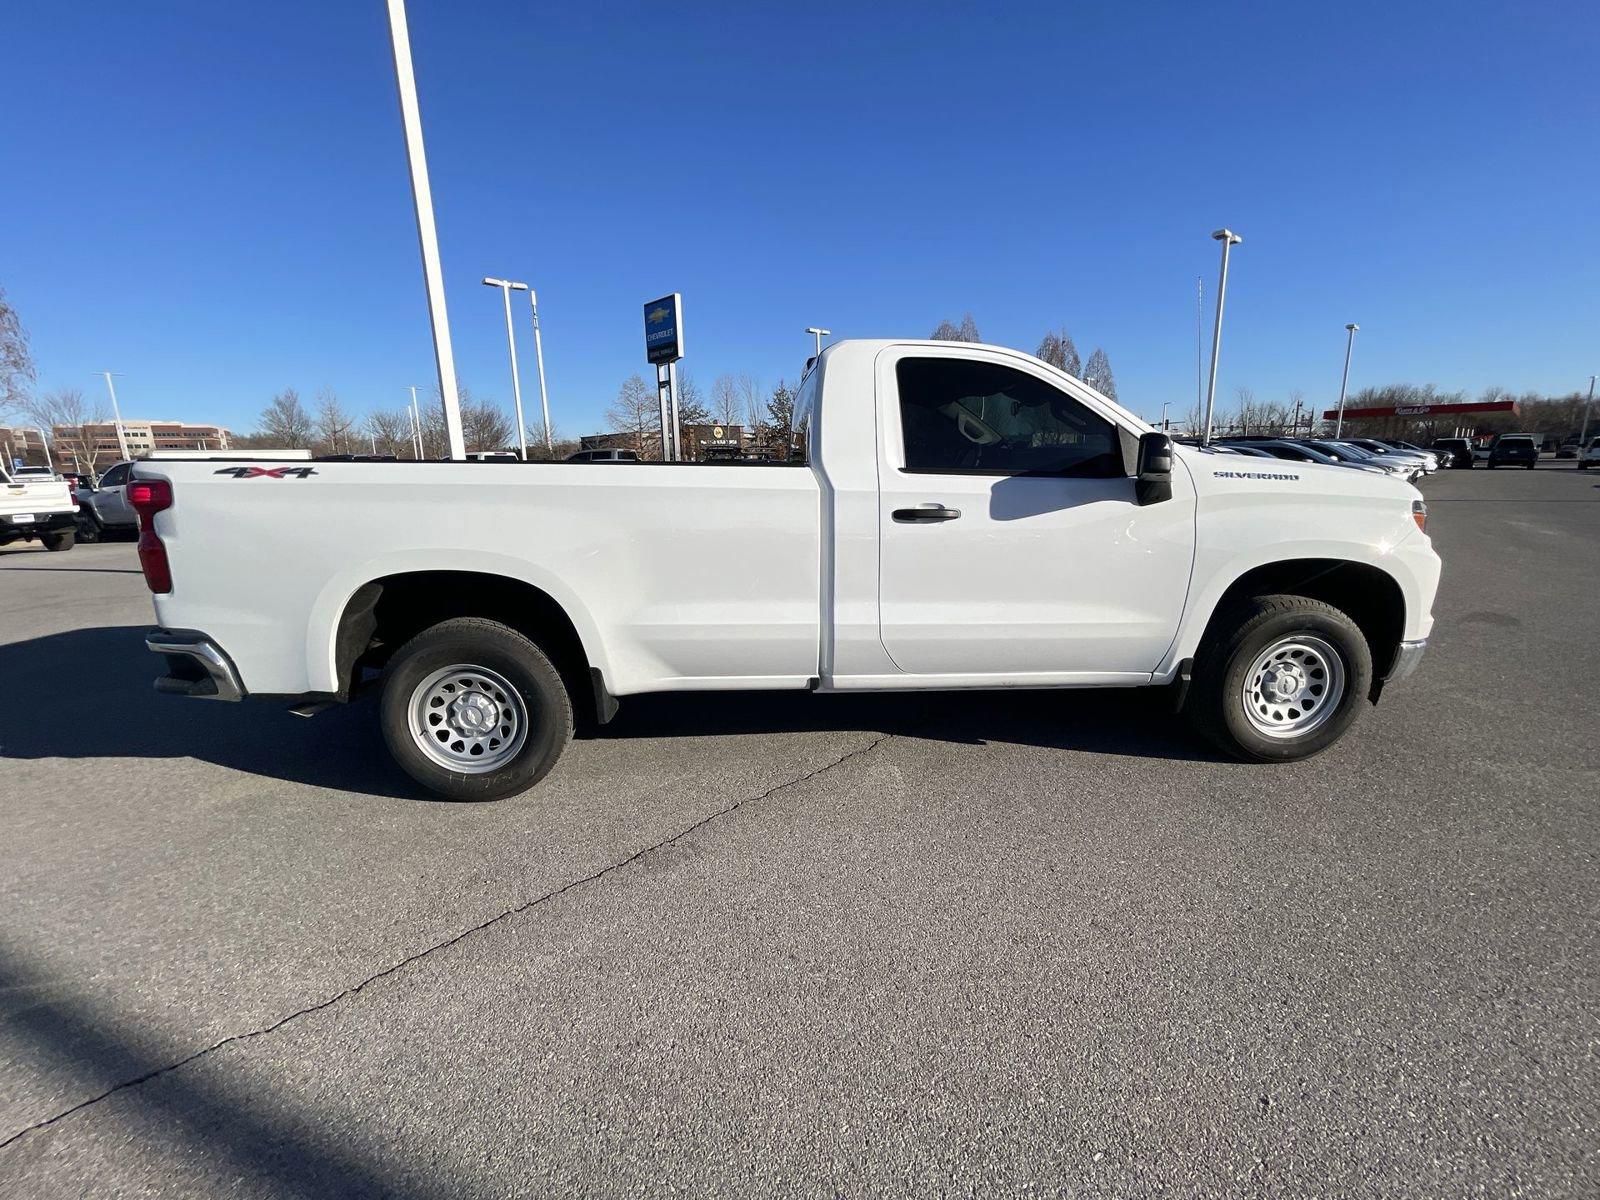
[{"xmin": 146, "ymin": 630, "xmax": 246, "ymax": 702}]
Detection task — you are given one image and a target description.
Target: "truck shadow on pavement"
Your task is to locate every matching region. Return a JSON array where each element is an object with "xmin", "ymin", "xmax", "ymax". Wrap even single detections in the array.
[
  {"xmin": 0, "ymin": 948, "xmax": 455, "ymax": 1198},
  {"xmin": 0, "ymin": 626, "xmax": 1219, "ymax": 800}
]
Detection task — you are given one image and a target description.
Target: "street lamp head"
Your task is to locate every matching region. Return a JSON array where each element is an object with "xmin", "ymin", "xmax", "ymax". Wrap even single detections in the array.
[
  {"xmin": 507, "ymin": 281, "xmax": 529, "ymax": 291},
  {"xmin": 482, "ymin": 277, "xmax": 506, "ymax": 287},
  {"xmin": 806, "ymin": 327, "xmax": 831, "ymax": 337},
  {"xmin": 1346, "ymin": 323, "xmax": 1359, "ymax": 332},
  {"xmin": 1211, "ymin": 228, "xmax": 1242, "ymax": 244}
]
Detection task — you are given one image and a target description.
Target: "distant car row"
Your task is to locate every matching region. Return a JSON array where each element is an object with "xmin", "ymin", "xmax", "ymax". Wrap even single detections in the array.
[
  {"xmin": 1181, "ymin": 436, "xmax": 1445, "ymax": 480},
  {"xmin": 1187, "ymin": 433, "xmax": 1600, "ymax": 474}
]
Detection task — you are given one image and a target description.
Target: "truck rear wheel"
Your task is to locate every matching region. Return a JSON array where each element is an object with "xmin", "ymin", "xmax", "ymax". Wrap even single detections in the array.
[
  {"xmin": 43, "ymin": 530, "xmax": 75, "ymax": 552},
  {"xmin": 1186, "ymin": 595, "xmax": 1372, "ymax": 763},
  {"xmin": 380, "ymin": 617, "xmax": 574, "ymax": 801}
]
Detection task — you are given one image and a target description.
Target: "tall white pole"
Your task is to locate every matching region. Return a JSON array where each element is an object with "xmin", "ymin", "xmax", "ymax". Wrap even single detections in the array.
[
  {"xmin": 1202, "ymin": 229, "xmax": 1241, "ymax": 446},
  {"xmin": 806, "ymin": 326, "xmax": 831, "ymax": 357},
  {"xmin": 1577, "ymin": 375, "xmax": 1596, "ymax": 452},
  {"xmin": 667, "ymin": 360, "xmax": 682, "ymax": 461},
  {"xmin": 1334, "ymin": 323, "xmax": 1360, "ymax": 438},
  {"xmin": 483, "ymin": 279, "xmax": 528, "ymax": 459},
  {"xmin": 386, "ymin": 0, "xmax": 465, "ymax": 460},
  {"xmin": 409, "ymin": 386, "xmax": 424, "ymax": 459},
  {"xmin": 529, "ymin": 290, "xmax": 553, "ymax": 457},
  {"xmin": 101, "ymin": 372, "xmax": 131, "ymax": 460}
]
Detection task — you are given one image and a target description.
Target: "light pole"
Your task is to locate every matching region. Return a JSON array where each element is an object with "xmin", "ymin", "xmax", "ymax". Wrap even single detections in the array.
[
  {"xmin": 482, "ymin": 277, "xmax": 530, "ymax": 459},
  {"xmin": 1202, "ymin": 228, "xmax": 1242, "ymax": 446},
  {"xmin": 528, "ymin": 289, "xmax": 553, "ymax": 457},
  {"xmin": 805, "ymin": 327, "xmax": 831, "ymax": 358},
  {"xmin": 1159, "ymin": 401, "xmax": 1171, "ymax": 432},
  {"xmin": 385, "ymin": 0, "xmax": 465, "ymax": 460},
  {"xmin": 101, "ymin": 372, "xmax": 131, "ymax": 460},
  {"xmin": 1578, "ymin": 375, "xmax": 1596, "ymax": 454},
  {"xmin": 1334, "ymin": 323, "xmax": 1360, "ymax": 438},
  {"xmin": 409, "ymin": 386, "xmax": 424, "ymax": 459},
  {"xmin": 29, "ymin": 428, "xmax": 55, "ymax": 472}
]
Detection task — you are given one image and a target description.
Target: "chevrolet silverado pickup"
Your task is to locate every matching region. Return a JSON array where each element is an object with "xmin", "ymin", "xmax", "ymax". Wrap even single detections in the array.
[
  {"xmin": 133, "ymin": 340, "xmax": 1440, "ymax": 800},
  {"xmin": 0, "ymin": 465, "xmax": 77, "ymax": 551}
]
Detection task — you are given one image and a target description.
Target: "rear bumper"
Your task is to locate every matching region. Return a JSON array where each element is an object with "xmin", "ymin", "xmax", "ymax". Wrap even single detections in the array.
[
  {"xmin": 1386, "ymin": 638, "xmax": 1428, "ymax": 684},
  {"xmin": 146, "ymin": 628, "xmax": 246, "ymax": 701},
  {"xmin": 0, "ymin": 509, "xmax": 77, "ymax": 537}
]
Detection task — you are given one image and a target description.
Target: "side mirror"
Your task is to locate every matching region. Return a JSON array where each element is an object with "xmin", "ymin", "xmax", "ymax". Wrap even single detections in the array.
[{"xmin": 1135, "ymin": 431, "xmax": 1173, "ymax": 505}]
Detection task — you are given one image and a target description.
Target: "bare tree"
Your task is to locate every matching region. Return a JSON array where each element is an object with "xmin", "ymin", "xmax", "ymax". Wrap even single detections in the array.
[
  {"xmin": 314, "ymin": 388, "xmax": 356, "ymax": 455},
  {"xmin": 18, "ymin": 387, "xmax": 112, "ymax": 470},
  {"xmin": 605, "ymin": 374, "xmax": 660, "ymax": 458},
  {"xmin": 737, "ymin": 374, "xmax": 764, "ymax": 429},
  {"xmin": 364, "ymin": 408, "xmax": 415, "ymax": 458},
  {"xmin": 1036, "ymin": 328, "xmax": 1082, "ymax": 377},
  {"xmin": 259, "ymin": 389, "xmax": 313, "ymax": 449},
  {"xmin": 931, "ymin": 313, "xmax": 982, "ymax": 343},
  {"xmin": 0, "ymin": 285, "xmax": 36, "ymax": 418},
  {"xmin": 711, "ymin": 374, "xmax": 740, "ymax": 425},
  {"xmin": 676, "ymin": 372, "xmax": 709, "ymax": 425},
  {"xmin": 461, "ymin": 393, "xmax": 513, "ymax": 452},
  {"xmin": 1082, "ymin": 348, "xmax": 1117, "ymax": 400}
]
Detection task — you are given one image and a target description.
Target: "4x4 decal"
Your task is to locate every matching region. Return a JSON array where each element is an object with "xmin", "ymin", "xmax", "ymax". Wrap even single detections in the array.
[{"xmin": 213, "ymin": 466, "xmax": 318, "ymax": 479}]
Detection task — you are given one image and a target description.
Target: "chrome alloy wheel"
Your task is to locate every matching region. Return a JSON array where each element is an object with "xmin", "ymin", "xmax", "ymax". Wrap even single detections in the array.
[
  {"xmin": 1240, "ymin": 635, "xmax": 1346, "ymax": 739},
  {"xmin": 407, "ymin": 664, "xmax": 528, "ymax": 773}
]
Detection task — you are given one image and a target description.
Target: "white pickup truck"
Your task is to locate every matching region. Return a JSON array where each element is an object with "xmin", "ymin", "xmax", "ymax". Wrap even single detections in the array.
[
  {"xmin": 133, "ymin": 340, "xmax": 1440, "ymax": 800},
  {"xmin": 0, "ymin": 465, "xmax": 77, "ymax": 552}
]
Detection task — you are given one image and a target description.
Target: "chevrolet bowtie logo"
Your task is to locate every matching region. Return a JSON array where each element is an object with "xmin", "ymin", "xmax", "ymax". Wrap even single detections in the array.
[{"xmin": 647, "ymin": 306, "xmax": 671, "ymax": 324}]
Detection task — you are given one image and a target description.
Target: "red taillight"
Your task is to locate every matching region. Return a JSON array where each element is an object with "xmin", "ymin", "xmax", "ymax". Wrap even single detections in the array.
[{"xmin": 129, "ymin": 478, "xmax": 174, "ymax": 593}]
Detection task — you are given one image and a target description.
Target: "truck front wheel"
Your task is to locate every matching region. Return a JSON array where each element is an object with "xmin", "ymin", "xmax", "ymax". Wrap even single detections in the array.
[
  {"xmin": 380, "ymin": 617, "xmax": 574, "ymax": 801},
  {"xmin": 1187, "ymin": 595, "xmax": 1373, "ymax": 762}
]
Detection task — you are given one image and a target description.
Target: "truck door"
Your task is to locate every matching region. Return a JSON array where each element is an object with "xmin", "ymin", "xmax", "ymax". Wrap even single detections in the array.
[
  {"xmin": 875, "ymin": 347, "xmax": 1195, "ymax": 679},
  {"xmin": 92, "ymin": 462, "xmax": 133, "ymax": 525}
]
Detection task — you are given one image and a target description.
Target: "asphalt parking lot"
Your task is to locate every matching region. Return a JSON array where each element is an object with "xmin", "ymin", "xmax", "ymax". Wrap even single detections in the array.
[{"xmin": 2, "ymin": 464, "xmax": 1596, "ymax": 1198}]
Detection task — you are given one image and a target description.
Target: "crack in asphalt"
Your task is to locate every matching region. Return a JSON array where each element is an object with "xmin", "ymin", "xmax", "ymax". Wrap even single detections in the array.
[{"xmin": 0, "ymin": 732, "xmax": 892, "ymax": 1151}]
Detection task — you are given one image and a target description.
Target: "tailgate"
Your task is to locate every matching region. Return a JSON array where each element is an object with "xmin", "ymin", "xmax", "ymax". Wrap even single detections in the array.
[{"xmin": 1, "ymin": 479, "xmax": 74, "ymax": 518}]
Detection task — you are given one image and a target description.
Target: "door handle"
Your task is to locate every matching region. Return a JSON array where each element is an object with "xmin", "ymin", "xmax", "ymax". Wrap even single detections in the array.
[{"xmin": 892, "ymin": 505, "xmax": 962, "ymax": 523}]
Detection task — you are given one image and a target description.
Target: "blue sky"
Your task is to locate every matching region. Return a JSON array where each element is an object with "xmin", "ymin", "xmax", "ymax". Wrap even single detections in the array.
[{"xmin": 3, "ymin": 0, "xmax": 1597, "ymax": 435}]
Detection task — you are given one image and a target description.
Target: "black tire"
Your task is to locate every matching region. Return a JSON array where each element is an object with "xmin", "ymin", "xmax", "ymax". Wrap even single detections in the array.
[
  {"xmin": 1526, "ymin": 462, "xmax": 1536, "ymax": 470},
  {"xmin": 1186, "ymin": 594, "xmax": 1373, "ymax": 763},
  {"xmin": 42, "ymin": 530, "xmax": 75, "ymax": 552},
  {"xmin": 75, "ymin": 513, "xmax": 101, "ymax": 543},
  {"xmin": 379, "ymin": 617, "xmax": 574, "ymax": 801},
  {"xmin": 1487, "ymin": 462, "xmax": 1496, "ymax": 469}
]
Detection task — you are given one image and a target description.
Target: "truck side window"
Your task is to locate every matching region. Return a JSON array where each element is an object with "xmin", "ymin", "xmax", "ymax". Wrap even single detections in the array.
[
  {"xmin": 99, "ymin": 464, "xmax": 129, "ymax": 488},
  {"xmin": 896, "ymin": 358, "xmax": 1120, "ymax": 477}
]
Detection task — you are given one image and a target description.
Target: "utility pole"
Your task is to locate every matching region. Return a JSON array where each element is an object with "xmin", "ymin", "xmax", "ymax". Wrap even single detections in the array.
[
  {"xmin": 1202, "ymin": 229, "xmax": 1242, "ymax": 446},
  {"xmin": 528, "ymin": 289, "xmax": 553, "ymax": 457},
  {"xmin": 101, "ymin": 372, "xmax": 131, "ymax": 460},
  {"xmin": 1334, "ymin": 323, "xmax": 1360, "ymax": 438},
  {"xmin": 482, "ymin": 277, "xmax": 530, "ymax": 459},
  {"xmin": 386, "ymin": 0, "xmax": 465, "ymax": 459},
  {"xmin": 1196, "ymin": 275, "xmax": 1204, "ymax": 417},
  {"xmin": 1578, "ymin": 375, "xmax": 1596, "ymax": 455},
  {"xmin": 806, "ymin": 327, "xmax": 831, "ymax": 358},
  {"xmin": 409, "ymin": 386, "xmax": 424, "ymax": 459}
]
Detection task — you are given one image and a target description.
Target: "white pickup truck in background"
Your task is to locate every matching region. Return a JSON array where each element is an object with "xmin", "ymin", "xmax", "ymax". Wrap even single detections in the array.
[
  {"xmin": 0, "ymin": 464, "xmax": 77, "ymax": 552},
  {"xmin": 133, "ymin": 340, "xmax": 1441, "ymax": 800}
]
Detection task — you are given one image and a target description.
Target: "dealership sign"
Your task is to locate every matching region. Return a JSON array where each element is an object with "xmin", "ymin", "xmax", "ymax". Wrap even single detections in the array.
[{"xmin": 643, "ymin": 293, "xmax": 684, "ymax": 364}]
